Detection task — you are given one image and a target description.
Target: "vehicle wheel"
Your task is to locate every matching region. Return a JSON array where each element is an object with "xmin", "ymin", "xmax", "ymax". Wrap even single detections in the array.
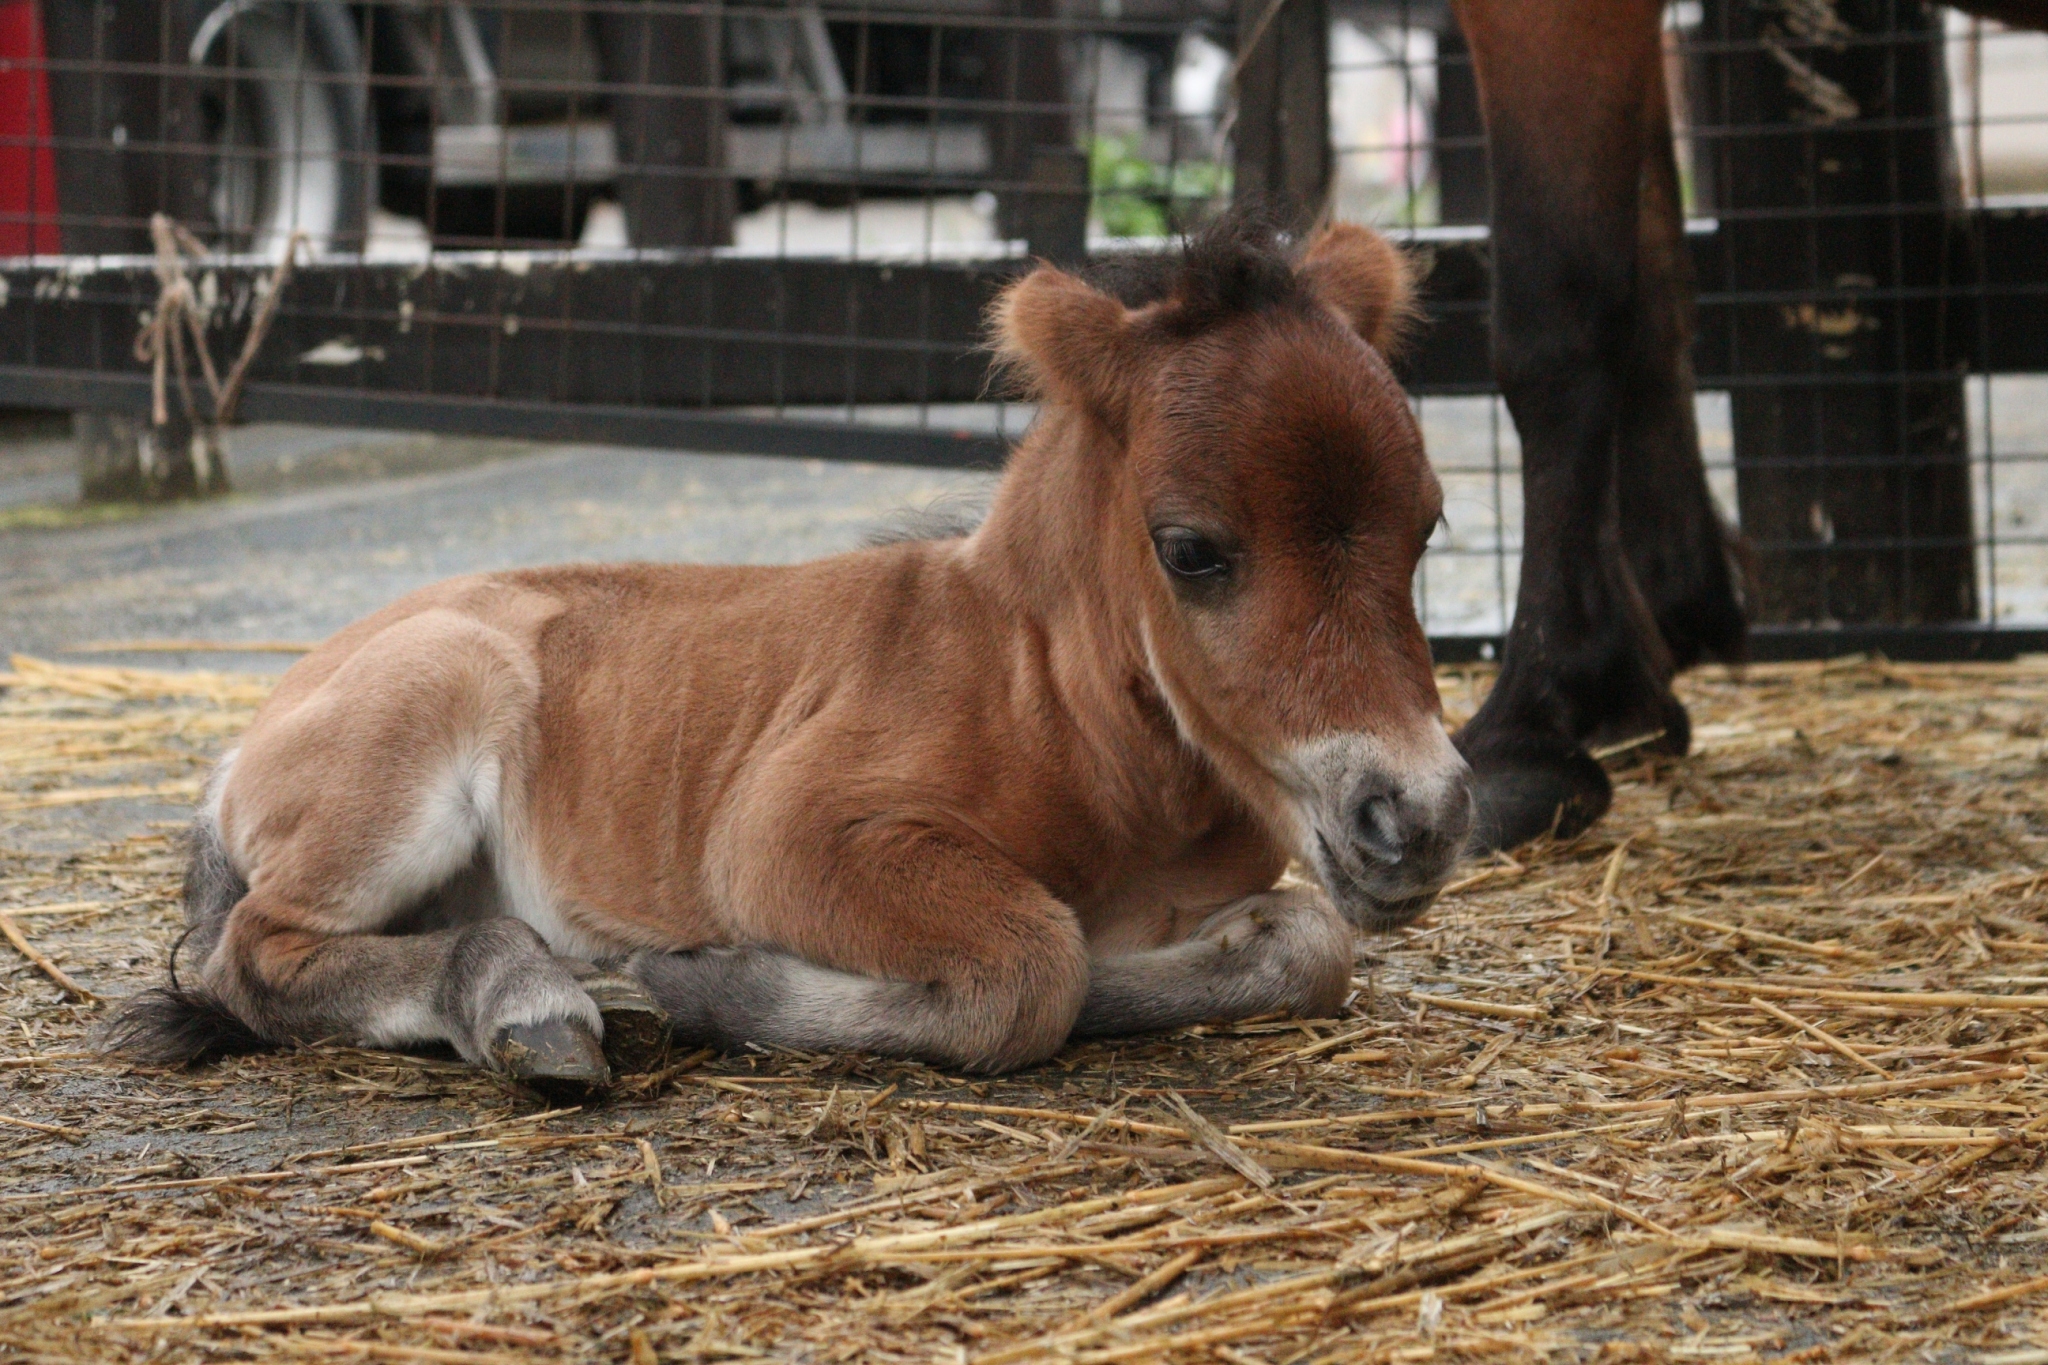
[{"xmin": 186, "ymin": 0, "xmax": 370, "ymax": 254}]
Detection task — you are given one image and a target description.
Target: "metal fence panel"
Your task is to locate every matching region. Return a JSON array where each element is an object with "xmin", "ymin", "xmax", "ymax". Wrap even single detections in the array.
[{"xmin": 2, "ymin": 0, "xmax": 2046, "ymax": 657}]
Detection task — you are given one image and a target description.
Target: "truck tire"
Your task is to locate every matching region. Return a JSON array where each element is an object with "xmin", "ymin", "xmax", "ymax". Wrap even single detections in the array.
[{"xmin": 186, "ymin": 0, "xmax": 370, "ymax": 254}]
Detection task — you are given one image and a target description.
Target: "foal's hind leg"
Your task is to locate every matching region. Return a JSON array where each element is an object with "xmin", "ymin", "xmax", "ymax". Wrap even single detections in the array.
[
  {"xmin": 209, "ymin": 894, "xmax": 608, "ymax": 1080},
  {"xmin": 1073, "ymin": 888, "xmax": 1352, "ymax": 1040},
  {"xmin": 112, "ymin": 611, "xmax": 611, "ymax": 1083}
]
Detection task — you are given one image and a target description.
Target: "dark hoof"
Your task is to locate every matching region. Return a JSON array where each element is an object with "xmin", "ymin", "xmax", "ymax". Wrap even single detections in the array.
[
  {"xmin": 581, "ymin": 973, "xmax": 672, "ymax": 1076},
  {"xmin": 492, "ymin": 1017, "xmax": 609, "ymax": 1087},
  {"xmin": 1456, "ymin": 729, "xmax": 1612, "ymax": 854}
]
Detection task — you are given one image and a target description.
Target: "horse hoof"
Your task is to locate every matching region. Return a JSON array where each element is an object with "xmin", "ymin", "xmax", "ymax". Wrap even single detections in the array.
[
  {"xmin": 1457, "ymin": 729, "xmax": 1612, "ymax": 854},
  {"xmin": 581, "ymin": 973, "xmax": 672, "ymax": 1076},
  {"xmin": 492, "ymin": 1018, "xmax": 610, "ymax": 1088}
]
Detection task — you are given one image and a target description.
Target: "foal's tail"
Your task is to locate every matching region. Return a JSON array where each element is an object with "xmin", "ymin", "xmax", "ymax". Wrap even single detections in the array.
[{"xmin": 100, "ymin": 810, "xmax": 267, "ymax": 1066}]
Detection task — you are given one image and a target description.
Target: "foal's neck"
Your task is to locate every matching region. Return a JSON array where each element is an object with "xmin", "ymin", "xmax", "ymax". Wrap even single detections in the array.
[{"xmin": 966, "ymin": 408, "xmax": 1220, "ymax": 820}]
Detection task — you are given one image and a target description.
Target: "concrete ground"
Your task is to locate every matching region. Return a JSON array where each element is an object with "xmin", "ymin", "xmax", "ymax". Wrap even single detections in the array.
[{"xmin": 0, "ymin": 418, "xmax": 998, "ymax": 674}]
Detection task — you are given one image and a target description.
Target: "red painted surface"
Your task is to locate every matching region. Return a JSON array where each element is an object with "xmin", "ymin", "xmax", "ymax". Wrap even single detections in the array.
[{"xmin": 0, "ymin": 0, "xmax": 60, "ymax": 255}]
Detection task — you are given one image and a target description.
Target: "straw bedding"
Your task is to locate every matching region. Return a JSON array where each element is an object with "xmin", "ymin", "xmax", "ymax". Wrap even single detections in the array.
[{"xmin": 1, "ymin": 652, "xmax": 2045, "ymax": 1363}]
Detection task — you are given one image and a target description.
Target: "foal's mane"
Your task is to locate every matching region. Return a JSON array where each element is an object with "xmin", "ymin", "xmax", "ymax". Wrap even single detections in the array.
[{"xmin": 863, "ymin": 490, "xmax": 989, "ymax": 546}]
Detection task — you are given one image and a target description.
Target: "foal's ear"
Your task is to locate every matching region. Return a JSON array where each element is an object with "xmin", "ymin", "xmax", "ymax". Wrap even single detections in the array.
[
  {"xmin": 991, "ymin": 265, "xmax": 1137, "ymax": 426},
  {"xmin": 1300, "ymin": 223, "xmax": 1418, "ymax": 357}
]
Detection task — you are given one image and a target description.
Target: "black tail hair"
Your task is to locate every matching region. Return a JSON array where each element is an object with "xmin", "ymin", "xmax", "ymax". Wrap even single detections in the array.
[
  {"xmin": 100, "ymin": 981, "xmax": 267, "ymax": 1066},
  {"xmin": 99, "ymin": 814, "xmax": 268, "ymax": 1067}
]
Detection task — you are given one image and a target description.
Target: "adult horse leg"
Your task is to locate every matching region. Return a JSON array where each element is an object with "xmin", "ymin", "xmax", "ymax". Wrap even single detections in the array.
[
  {"xmin": 105, "ymin": 612, "xmax": 622, "ymax": 1084},
  {"xmin": 1451, "ymin": 0, "xmax": 1694, "ymax": 851},
  {"xmin": 1073, "ymin": 887, "xmax": 1353, "ymax": 1039},
  {"xmin": 1614, "ymin": 52, "xmax": 1747, "ymax": 678}
]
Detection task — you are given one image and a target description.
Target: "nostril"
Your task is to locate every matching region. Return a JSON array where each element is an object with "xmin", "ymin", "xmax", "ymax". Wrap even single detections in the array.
[{"xmin": 1357, "ymin": 794, "xmax": 1405, "ymax": 865}]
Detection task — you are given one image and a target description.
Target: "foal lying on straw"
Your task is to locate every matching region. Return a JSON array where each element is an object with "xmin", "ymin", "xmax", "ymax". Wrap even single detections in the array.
[{"xmin": 108, "ymin": 216, "xmax": 1474, "ymax": 1081}]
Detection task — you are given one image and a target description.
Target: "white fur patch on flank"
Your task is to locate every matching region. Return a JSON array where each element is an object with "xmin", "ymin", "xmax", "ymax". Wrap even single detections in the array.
[
  {"xmin": 353, "ymin": 747, "xmax": 502, "ymax": 924},
  {"xmin": 491, "ymin": 798, "xmax": 613, "ymax": 961},
  {"xmin": 201, "ymin": 747, "xmax": 240, "ymax": 825}
]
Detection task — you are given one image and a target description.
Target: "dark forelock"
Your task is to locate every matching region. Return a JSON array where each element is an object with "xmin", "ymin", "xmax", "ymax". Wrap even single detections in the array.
[{"xmin": 1083, "ymin": 207, "xmax": 1311, "ymax": 337}]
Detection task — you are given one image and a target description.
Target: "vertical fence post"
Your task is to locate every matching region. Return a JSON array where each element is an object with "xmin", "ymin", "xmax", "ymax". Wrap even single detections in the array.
[
  {"xmin": 1232, "ymin": 0, "xmax": 1329, "ymax": 222},
  {"xmin": 1018, "ymin": 145, "xmax": 1090, "ymax": 265},
  {"xmin": 40, "ymin": 0, "xmax": 207, "ymax": 253},
  {"xmin": 42, "ymin": 0, "xmax": 219, "ymax": 501},
  {"xmin": 1694, "ymin": 0, "xmax": 1974, "ymax": 625},
  {"xmin": 595, "ymin": 0, "xmax": 733, "ymax": 248},
  {"xmin": 989, "ymin": 0, "xmax": 1072, "ymax": 247}
]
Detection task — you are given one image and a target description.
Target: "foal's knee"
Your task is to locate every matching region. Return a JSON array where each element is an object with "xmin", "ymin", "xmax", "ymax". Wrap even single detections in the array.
[{"xmin": 963, "ymin": 923, "xmax": 1091, "ymax": 1072}]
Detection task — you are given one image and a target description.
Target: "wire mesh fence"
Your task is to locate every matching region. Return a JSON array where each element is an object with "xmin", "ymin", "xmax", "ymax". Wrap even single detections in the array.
[{"xmin": 1, "ymin": 0, "xmax": 2045, "ymax": 650}]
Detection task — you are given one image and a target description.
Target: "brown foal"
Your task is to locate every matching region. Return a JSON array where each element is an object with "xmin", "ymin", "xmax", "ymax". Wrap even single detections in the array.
[{"xmin": 109, "ymin": 215, "xmax": 1473, "ymax": 1082}]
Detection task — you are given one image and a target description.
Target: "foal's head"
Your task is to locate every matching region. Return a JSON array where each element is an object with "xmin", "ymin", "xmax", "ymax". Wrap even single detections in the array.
[{"xmin": 995, "ymin": 216, "xmax": 1473, "ymax": 929}]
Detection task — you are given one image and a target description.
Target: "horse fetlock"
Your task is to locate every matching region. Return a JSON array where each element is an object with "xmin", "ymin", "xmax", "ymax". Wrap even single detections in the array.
[
  {"xmin": 1202, "ymin": 890, "xmax": 1352, "ymax": 1018},
  {"xmin": 1584, "ymin": 686, "xmax": 1691, "ymax": 762},
  {"xmin": 439, "ymin": 919, "xmax": 602, "ymax": 1065},
  {"xmin": 1637, "ymin": 527, "xmax": 1751, "ymax": 672}
]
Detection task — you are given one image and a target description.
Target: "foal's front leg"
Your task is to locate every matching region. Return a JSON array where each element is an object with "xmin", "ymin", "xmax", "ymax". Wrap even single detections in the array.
[
  {"xmin": 1073, "ymin": 887, "xmax": 1354, "ymax": 1039},
  {"xmin": 628, "ymin": 810, "xmax": 1092, "ymax": 1074}
]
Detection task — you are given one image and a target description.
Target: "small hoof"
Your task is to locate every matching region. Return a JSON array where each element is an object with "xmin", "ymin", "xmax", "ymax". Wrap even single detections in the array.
[
  {"xmin": 492, "ymin": 1018, "xmax": 609, "ymax": 1087},
  {"xmin": 581, "ymin": 972, "xmax": 672, "ymax": 1076},
  {"xmin": 1456, "ymin": 729, "xmax": 1612, "ymax": 854}
]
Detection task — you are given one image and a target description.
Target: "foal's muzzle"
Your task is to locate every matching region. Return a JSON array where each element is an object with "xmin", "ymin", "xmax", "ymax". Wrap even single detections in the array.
[{"xmin": 1289, "ymin": 735, "xmax": 1475, "ymax": 932}]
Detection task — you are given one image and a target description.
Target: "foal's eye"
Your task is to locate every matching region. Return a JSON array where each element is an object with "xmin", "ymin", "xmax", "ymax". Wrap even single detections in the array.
[{"xmin": 1153, "ymin": 528, "xmax": 1232, "ymax": 581}]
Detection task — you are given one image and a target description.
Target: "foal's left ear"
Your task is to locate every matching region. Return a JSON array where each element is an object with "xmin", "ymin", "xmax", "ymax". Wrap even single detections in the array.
[
  {"xmin": 1300, "ymin": 223, "xmax": 1418, "ymax": 357},
  {"xmin": 989, "ymin": 264, "xmax": 1140, "ymax": 428}
]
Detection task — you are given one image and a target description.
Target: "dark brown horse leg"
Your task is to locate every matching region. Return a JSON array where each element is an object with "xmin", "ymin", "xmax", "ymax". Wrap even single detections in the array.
[
  {"xmin": 1451, "ymin": 0, "xmax": 1692, "ymax": 851},
  {"xmin": 1614, "ymin": 53, "xmax": 1747, "ymax": 676}
]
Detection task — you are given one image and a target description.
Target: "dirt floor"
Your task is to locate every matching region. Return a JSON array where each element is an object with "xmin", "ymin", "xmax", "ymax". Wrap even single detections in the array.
[{"xmin": 2, "ymin": 653, "xmax": 2047, "ymax": 1363}]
